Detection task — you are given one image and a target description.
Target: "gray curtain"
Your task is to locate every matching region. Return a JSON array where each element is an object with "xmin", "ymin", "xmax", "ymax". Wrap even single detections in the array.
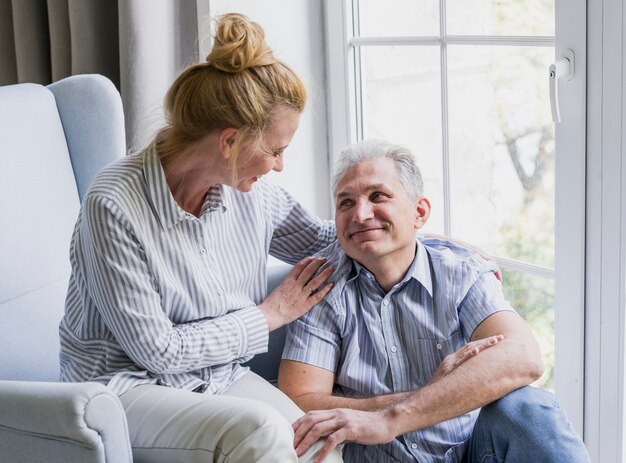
[{"xmin": 0, "ymin": 0, "xmax": 198, "ymax": 150}]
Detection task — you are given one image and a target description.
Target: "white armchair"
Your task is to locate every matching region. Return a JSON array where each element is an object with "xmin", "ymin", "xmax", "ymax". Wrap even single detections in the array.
[{"xmin": 0, "ymin": 74, "xmax": 132, "ymax": 462}]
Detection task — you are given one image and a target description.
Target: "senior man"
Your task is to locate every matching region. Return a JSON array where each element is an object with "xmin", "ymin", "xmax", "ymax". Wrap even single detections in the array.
[{"xmin": 279, "ymin": 140, "xmax": 589, "ymax": 463}]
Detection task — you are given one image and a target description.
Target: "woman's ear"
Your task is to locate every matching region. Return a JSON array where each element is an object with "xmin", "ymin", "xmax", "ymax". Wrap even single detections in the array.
[
  {"xmin": 219, "ymin": 128, "xmax": 239, "ymax": 159},
  {"xmin": 415, "ymin": 197, "xmax": 431, "ymax": 230}
]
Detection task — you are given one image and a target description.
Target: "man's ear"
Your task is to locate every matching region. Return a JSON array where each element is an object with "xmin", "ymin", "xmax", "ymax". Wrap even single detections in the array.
[
  {"xmin": 414, "ymin": 197, "xmax": 431, "ymax": 230},
  {"xmin": 218, "ymin": 128, "xmax": 239, "ymax": 159}
]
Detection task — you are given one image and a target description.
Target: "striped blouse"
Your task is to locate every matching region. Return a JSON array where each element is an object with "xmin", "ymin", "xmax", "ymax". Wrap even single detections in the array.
[
  {"xmin": 59, "ymin": 145, "xmax": 335, "ymax": 396},
  {"xmin": 283, "ymin": 239, "xmax": 514, "ymax": 463}
]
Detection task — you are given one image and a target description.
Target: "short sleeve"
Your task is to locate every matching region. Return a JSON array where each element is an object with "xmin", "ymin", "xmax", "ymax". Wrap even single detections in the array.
[
  {"xmin": 282, "ymin": 302, "xmax": 342, "ymax": 373},
  {"xmin": 458, "ymin": 272, "xmax": 515, "ymax": 339}
]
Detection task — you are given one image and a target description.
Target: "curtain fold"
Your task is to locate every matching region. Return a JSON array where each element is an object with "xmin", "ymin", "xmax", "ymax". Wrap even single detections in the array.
[
  {"xmin": 11, "ymin": 0, "xmax": 51, "ymax": 84},
  {"xmin": 68, "ymin": 0, "xmax": 120, "ymax": 86},
  {"xmin": 0, "ymin": 0, "xmax": 198, "ymax": 151},
  {"xmin": 119, "ymin": 0, "xmax": 197, "ymax": 150},
  {"xmin": 47, "ymin": 0, "xmax": 71, "ymax": 82},
  {"xmin": 0, "ymin": 0, "xmax": 18, "ymax": 84}
]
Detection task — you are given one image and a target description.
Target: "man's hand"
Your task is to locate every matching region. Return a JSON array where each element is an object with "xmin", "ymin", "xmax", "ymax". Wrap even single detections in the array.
[
  {"xmin": 428, "ymin": 334, "xmax": 504, "ymax": 385},
  {"xmin": 258, "ymin": 257, "xmax": 333, "ymax": 331},
  {"xmin": 292, "ymin": 408, "xmax": 397, "ymax": 463}
]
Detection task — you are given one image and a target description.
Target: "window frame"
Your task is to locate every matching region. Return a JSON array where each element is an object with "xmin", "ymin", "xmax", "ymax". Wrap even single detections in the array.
[
  {"xmin": 584, "ymin": 0, "xmax": 626, "ymax": 460},
  {"xmin": 553, "ymin": 0, "xmax": 586, "ymax": 436}
]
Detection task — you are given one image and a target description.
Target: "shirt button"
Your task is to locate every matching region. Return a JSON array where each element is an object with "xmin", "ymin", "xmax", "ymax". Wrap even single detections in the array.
[
  {"xmin": 411, "ymin": 443, "xmax": 418, "ymax": 449},
  {"xmin": 390, "ymin": 346, "xmax": 398, "ymax": 353},
  {"xmin": 436, "ymin": 343, "xmax": 443, "ymax": 350},
  {"xmin": 383, "ymin": 300, "xmax": 389, "ymax": 306},
  {"xmin": 200, "ymin": 248, "xmax": 207, "ymax": 254}
]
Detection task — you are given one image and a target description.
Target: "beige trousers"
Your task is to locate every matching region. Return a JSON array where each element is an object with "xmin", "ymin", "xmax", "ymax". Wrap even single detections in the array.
[{"xmin": 120, "ymin": 371, "xmax": 343, "ymax": 463}]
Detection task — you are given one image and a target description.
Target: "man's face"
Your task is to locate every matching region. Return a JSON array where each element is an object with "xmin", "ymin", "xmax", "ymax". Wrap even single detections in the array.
[{"xmin": 334, "ymin": 157, "xmax": 430, "ymax": 268}]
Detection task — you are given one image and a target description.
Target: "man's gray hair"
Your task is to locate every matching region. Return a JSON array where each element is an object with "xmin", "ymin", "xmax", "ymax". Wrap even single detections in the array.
[{"xmin": 331, "ymin": 139, "xmax": 424, "ymax": 201}]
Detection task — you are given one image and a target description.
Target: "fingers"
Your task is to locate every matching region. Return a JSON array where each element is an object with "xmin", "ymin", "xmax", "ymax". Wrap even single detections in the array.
[
  {"xmin": 315, "ymin": 432, "xmax": 344, "ymax": 463},
  {"xmin": 292, "ymin": 256, "xmax": 334, "ymax": 298},
  {"xmin": 293, "ymin": 411, "xmax": 328, "ymax": 448},
  {"xmin": 429, "ymin": 334, "xmax": 505, "ymax": 384},
  {"xmin": 305, "ymin": 265, "xmax": 335, "ymax": 296},
  {"xmin": 475, "ymin": 334, "xmax": 504, "ymax": 349},
  {"xmin": 291, "ymin": 256, "xmax": 326, "ymax": 280},
  {"xmin": 293, "ymin": 413, "xmax": 351, "ymax": 463},
  {"xmin": 293, "ymin": 411, "xmax": 339, "ymax": 456},
  {"xmin": 293, "ymin": 409, "xmax": 393, "ymax": 462},
  {"xmin": 455, "ymin": 335, "xmax": 503, "ymax": 364},
  {"xmin": 307, "ymin": 281, "xmax": 334, "ymax": 305}
]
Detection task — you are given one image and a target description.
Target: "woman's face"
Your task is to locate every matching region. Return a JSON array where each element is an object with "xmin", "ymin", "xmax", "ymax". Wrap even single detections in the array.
[{"xmin": 233, "ymin": 106, "xmax": 301, "ymax": 192}]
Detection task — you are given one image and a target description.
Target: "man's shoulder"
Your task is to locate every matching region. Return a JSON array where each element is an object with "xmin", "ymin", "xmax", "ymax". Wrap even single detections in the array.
[
  {"xmin": 421, "ymin": 237, "xmax": 498, "ymax": 275},
  {"xmin": 420, "ymin": 238, "xmax": 501, "ymax": 310},
  {"xmin": 305, "ymin": 241, "xmax": 354, "ymax": 316},
  {"xmin": 314, "ymin": 240, "xmax": 346, "ymax": 261},
  {"xmin": 314, "ymin": 241, "xmax": 352, "ymax": 282}
]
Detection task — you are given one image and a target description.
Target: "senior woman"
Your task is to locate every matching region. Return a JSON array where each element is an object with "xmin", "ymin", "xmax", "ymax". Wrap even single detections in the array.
[{"xmin": 59, "ymin": 13, "xmax": 341, "ymax": 463}]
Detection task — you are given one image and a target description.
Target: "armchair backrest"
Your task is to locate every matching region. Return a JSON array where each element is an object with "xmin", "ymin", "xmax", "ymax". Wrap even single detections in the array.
[{"xmin": 0, "ymin": 75, "xmax": 125, "ymax": 381}]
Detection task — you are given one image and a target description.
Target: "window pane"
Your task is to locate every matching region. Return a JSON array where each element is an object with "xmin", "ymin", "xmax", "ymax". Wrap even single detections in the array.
[
  {"xmin": 447, "ymin": 45, "xmax": 554, "ymax": 268},
  {"xmin": 447, "ymin": 0, "xmax": 554, "ymax": 36},
  {"xmin": 356, "ymin": 0, "xmax": 439, "ymax": 37},
  {"xmin": 359, "ymin": 45, "xmax": 444, "ymax": 233},
  {"xmin": 501, "ymin": 269, "xmax": 554, "ymax": 390}
]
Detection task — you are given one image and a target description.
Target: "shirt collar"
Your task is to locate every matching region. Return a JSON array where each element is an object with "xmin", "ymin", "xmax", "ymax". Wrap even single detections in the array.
[
  {"xmin": 408, "ymin": 239, "xmax": 434, "ymax": 297},
  {"xmin": 201, "ymin": 184, "xmax": 229, "ymax": 215},
  {"xmin": 143, "ymin": 145, "xmax": 229, "ymax": 229},
  {"xmin": 143, "ymin": 144, "xmax": 186, "ymax": 229},
  {"xmin": 345, "ymin": 238, "xmax": 434, "ymax": 297}
]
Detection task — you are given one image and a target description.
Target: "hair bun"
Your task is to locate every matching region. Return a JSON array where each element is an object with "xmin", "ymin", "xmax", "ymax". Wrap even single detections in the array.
[{"xmin": 206, "ymin": 13, "xmax": 277, "ymax": 73}]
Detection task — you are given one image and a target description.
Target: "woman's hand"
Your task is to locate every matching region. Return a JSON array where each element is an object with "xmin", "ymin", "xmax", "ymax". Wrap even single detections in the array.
[{"xmin": 259, "ymin": 257, "xmax": 334, "ymax": 331}]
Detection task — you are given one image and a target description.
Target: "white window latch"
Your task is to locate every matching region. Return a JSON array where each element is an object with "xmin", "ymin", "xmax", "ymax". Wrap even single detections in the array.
[{"xmin": 549, "ymin": 49, "xmax": 575, "ymax": 123}]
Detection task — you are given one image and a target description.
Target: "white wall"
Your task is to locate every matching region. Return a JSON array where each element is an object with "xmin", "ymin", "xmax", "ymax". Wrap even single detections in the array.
[{"xmin": 205, "ymin": 0, "xmax": 332, "ymax": 218}]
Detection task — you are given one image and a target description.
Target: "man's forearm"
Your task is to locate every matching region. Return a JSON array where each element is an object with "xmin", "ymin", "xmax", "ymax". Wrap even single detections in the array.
[
  {"xmin": 290, "ymin": 338, "xmax": 540, "ymax": 463},
  {"xmin": 294, "ymin": 390, "xmax": 413, "ymax": 413},
  {"xmin": 294, "ymin": 337, "xmax": 531, "ymax": 414},
  {"xmin": 387, "ymin": 335, "xmax": 542, "ymax": 434}
]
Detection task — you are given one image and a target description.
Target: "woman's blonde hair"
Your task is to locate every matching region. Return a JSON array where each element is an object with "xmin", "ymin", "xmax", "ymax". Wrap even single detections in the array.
[{"xmin": 156, "ymin": 13, "xmax": 307, "ymax": 173}]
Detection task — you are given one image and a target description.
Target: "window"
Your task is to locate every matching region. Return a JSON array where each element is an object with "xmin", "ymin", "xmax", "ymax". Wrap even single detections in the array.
[{"xmin": 327, "ymin": 0, "xmax": 557, "ymax": 387}]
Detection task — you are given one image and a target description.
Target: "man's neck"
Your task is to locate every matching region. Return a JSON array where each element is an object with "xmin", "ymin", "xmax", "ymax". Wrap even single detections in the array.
[{"xmin": 359, "ymin": 242, "xmax": 417, "ymax": 293}]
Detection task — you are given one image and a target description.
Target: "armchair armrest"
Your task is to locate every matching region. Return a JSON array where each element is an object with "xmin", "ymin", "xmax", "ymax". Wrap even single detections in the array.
[{"xmin": 0, "ymin": 380, "xmax": 132, "ymax": 463}]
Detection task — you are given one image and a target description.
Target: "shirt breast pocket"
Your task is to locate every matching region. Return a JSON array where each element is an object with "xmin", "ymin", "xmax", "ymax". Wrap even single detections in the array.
[
  {"xmin": 411, "ymin": 330, "xmax": 466, "ymax": 385},
  {"xmin": 432, "ymin": 330, "xmax": 466, "ymax": 362}
]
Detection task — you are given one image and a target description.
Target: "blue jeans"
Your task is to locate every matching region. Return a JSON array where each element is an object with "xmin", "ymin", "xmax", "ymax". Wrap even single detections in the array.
[{"xmin": 464, "ymin": 386, "xmax": 590, "ymax": 463}]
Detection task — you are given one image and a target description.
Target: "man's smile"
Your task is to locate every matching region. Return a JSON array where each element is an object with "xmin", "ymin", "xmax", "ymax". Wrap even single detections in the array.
[{"xmin": 348, "ymin": 225, "xmax": 387, "ymax": 240}]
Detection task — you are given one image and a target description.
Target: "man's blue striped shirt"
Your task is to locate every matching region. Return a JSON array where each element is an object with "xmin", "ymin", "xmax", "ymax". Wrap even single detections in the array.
[{"xmin": 283, "ymin": 239, "xmax": 514, "ymax": 463}]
